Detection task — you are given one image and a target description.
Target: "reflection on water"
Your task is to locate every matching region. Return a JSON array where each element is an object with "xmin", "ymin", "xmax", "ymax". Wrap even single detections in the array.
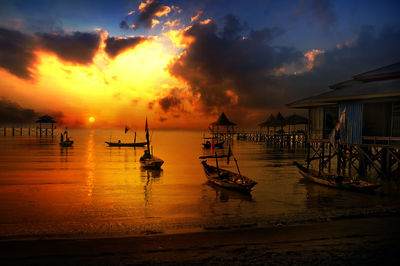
[{"xmin": 0, "ymin": 129, "xmax": 400, "ymax": 239}]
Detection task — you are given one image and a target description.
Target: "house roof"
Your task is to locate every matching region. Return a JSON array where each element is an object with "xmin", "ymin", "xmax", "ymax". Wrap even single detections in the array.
[
  {"xmin": 353, "ymin": 62, "xmax": 400, "ymax": 81},
  {"xmin": 211, "ymin": 112, "xmax": 236, "ymax": 126},
  {"xmin": 288, "ymin": 78, "xmax": 400, "ymax": 108},
  {"xmin": 288, "ymin": 62, "xmax": 400, "ymax": 108}
]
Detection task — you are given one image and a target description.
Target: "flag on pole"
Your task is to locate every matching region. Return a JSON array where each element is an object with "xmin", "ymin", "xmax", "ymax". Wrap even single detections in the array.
[
  {"xmin": 329, "ymin": 107, "xmax": 346, "ymax": 145},
  {"xmin": 124, "ymin": 126, "xmax": 130, "ymax": 134}
]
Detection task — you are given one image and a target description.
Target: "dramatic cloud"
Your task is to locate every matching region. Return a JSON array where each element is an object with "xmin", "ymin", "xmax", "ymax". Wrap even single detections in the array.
[
  {"xmin": 168, "ymin": 14, "xmax": 303, "ymax": 114},
  {"xmin": 0, "ymin": 98, "xmax": 38, "ymax": 125},
  {"xmin": 168, "ymin": 14, "xmax": 400, "ymax": 124},
  {"xmin": 158, "ymin": 90, "xmax": 183, "ymax": 113},
  {"xmin": 0, "ymin": 27, "xmax": 36, "ymax": 79},
  {"xmin": 104, "ymin": 36, "xmax": 148, "ymax": 58},
  {"xmin": 136, "ymin": 0, "xmax": 171, "ymax": 29},
  {"xmin": 36, "ymin": 31, "xmax": 100, "ymax": 64}
]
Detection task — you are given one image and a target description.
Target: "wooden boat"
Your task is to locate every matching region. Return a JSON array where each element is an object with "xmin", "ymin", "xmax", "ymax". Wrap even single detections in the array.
[
  {"xmin": 59, "ymin": 139, "xmax": 73, "ymax": 147},
  {"xmin": 202, "ymin": 139, "xmax": 225, "ymax": 149},
  {"xmin": 201, "ymin": 161, "xmax": 257, "ymax": 192},
  {"xmin": 140, "ymin": 118, "xmax": 164, "ymax": 169},
  {"xmin": 200, "ymin": 150, "xmax": 257, "ymax": 192},
  {"xmin": 59, "ymin": 130, "xmax": 73, "ymax": 147},
  {"xmin": 105, "ymin": 141, "xmax": 146, "ymax": 147},
  {"xmin": 293, "ymin": 162, "xmax": 380, "ymax": 193},
  {"xmin": 105, "ymin": 130, "xmax": 147, "ymax": 147}
]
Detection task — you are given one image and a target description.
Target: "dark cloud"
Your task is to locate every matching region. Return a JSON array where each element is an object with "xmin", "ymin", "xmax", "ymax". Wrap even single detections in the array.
[
  {"xmin": 249, "ymin": 27, "xmax": 285, "ymax": 43},
  {"xmin": 168, "ymin": 15, "xmax": 400, "ymax": 125},
  {"xmin": 104, "ymin": 36, "xmax": 147, "ymax": 59},
  {"xmin": 220, "ymin": 14, "xmax": 246, "ymax": 40},
  {"xmin": 286, "ymin": 24, "xmax": 400, "ymax": 100},
  {"xmin": 159, "ymin": 116, "xmax": 167, "ymax": 122},
  {"xmin": 135, "ymin": 0, "xmax": 170, "ymax": 29},
  {"xmin": 0, "ymin": 27, "xmax": 36, "ymax": 79},
  {"xmin": 168, "ymin": 16, "xmax": 303, "ymax": 113},
  {"xmin": 292, "ymin": 0, "xmax": 336, "ymax": 29},
  {"xmin": 310, "ymin": 0, "xmax": 337, "ymax": 28},
  {"xmin": 158, "ymin": 93, "xmax": 182, "ymax": 113},
  {"xmin": 36, "ymin": 31, "xmax": 100, "ymax": 64},
  {"xmin": 119, "ymin": 20, "xmax": 130, "ymax": 30},
  {"xmin": 0, "ymin": 98, "xmax": 38, "ymax": 125}
]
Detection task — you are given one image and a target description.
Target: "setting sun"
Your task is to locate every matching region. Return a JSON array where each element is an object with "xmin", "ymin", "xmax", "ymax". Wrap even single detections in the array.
[{"xmin": 89, "ymin": 116, "xmax": 95, "ymax": 123}]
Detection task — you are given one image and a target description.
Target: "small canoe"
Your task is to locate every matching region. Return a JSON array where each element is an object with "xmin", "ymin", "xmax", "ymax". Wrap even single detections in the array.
[
  {"xmin": 140, "ymin": 156, "xmax": 164, "ymax": 169},
  {"xmin": 201, "ymin": 140, "xmax": 225, "ymax": 149},
  {"xmin": 201, "ymin": 160, "xmax": 257, "ymax": 192},
  {"xmin": 59, "ymin": 140, "xmax": 73, "ymax": 147},
  {"xmin": 105, "ymin": 141, "xmax": 147, "ymax": 147},
  {"xmin": 293, "ymin": 162, "xmax": 380, "ymax": 193}
]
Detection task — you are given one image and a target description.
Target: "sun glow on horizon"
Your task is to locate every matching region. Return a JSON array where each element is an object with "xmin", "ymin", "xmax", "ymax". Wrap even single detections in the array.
[{"xmin": 89, "ymin": 116, "xmax": 95, "ymax": 123}]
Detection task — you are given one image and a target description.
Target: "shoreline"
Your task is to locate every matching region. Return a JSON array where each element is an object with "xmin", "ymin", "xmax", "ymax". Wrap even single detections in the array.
[{"xmin": 1, "ymin": 215, "xmax": 400, "ymax": 265}]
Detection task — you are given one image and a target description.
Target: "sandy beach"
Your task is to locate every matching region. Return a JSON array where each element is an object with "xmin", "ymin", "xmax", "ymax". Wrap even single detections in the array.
[{"xmin": 1, "ymin": 215, "xmax": 400, "ymax": 265}]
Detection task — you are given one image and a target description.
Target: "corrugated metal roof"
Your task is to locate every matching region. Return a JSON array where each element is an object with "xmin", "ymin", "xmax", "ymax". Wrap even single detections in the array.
[
  {"xmin": 353, "ymin": 62, "xmax": 400, "ymax": 80},
  {"xmin": 288, "ymin": 78, "xmax": 400, "ymax": 108}
]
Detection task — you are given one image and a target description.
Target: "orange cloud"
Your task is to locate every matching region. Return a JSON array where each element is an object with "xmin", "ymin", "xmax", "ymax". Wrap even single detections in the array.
[
  {"xmin": 304, "ymin": 49, "xmax": 324, "ymax": 69},
  {"xmin": 190, "ymin": 10, "xmax": 203, "ymax": 23}
]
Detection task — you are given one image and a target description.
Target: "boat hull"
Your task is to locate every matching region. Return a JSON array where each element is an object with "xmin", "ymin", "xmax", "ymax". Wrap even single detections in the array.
[
  {"xmin": 59, "ymin": 141, "xmax": 73, "ymax": 147},
  {"xmin": 294, "ymin": 162, "xmax": 380, "ymax": 193},
  {"xmin": 201, "ymin": 161, "xmax": 257, "ymax": 192},
  {"xmin": 105, "ymin": 141, "xmax": 147, "ymax": 147},
  {"xmin": 140, "ymin": 156, "xmax": 164, "ymax": 169}
]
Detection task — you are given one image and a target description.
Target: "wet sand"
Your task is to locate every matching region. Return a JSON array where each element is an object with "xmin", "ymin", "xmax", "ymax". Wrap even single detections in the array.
[{"xmin": 1, "ymin": 216, "xmax": 400, "ymax": 265}]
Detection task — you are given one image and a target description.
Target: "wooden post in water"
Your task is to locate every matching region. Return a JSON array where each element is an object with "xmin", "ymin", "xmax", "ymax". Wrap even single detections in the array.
[
  {"xmin": 215, "ymin": 152, "xmax": 220, "ymax": 177},
  {"xmin": 45, "ymin": 128, "xmax": 48, "ymax": 136},
  {"xmin": 28, "ymin": 128, "xmax": 30, "ymax": 136},
  {"xmin": 12, "ymin": 127, "xmax": 14, "ymax": 136},
  {"xmin": 3, "ymin": 128, "xmax": 6, "ymax": 136},
  {"xmin": 39, "ymin": 123, "xmax": 42, "ymax": 137},
  {"xmin": 20, "ymin": 128, "xmax": 22, "ymax": 136}
]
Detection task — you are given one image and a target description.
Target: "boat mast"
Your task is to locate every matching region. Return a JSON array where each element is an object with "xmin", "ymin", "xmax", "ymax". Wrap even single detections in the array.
[
  {"xmin": 145, "ymin": 117, "xmax": 150, "ymax": 154},
  {"xmin": 215, "ymin": 152, "xmax": 220, "ymax": 177},
  {"xmin": 134, "ymin": 131, "xmax": 136, "ymax": 144}
]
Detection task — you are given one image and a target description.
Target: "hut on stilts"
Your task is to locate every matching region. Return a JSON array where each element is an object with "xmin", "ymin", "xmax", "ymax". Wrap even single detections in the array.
[
  {"xmin": 209, "ymin": 112, "xmax": 236, "ymax": 140},
  {"xmin": 287, "ymin": 61, "xmax": 400, "ymax": 182}
]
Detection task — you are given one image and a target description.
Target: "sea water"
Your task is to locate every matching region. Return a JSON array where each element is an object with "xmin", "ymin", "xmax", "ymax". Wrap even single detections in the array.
[{"xmin": 0, "ymin": 129, "xmax": 399, "ymax": 239}]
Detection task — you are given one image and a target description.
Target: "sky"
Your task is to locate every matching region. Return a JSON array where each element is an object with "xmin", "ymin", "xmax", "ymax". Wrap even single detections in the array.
[{"xmin": 0, "ymin": 0, "xmax": 400, "ymax": 129}]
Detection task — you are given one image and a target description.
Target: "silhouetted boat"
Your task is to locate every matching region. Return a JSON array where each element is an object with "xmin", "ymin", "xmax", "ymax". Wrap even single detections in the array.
[
  {"xmin": 202, "ymin": 138, "xmax": 225, "ymax": 149},
  {"xmin": 140, "ymin": 118, "xmax": 164, "ymax": 169},
  {"xmin": 105, "ymin": 141, "xmax": 146, "ymax": 147},
  {"xmin": 59, "ymin": 129, "xmax": 73, "ymax": 147},
  {"xmin": 105, "ymin": 130, "xmax": 147, "ymax": 147},
  {"xmin": 293, "ymin": 162, "xmax": 380, "ymax": 193},
  {"xmin": 200, "ymin": 149, "xmax": 257, "ymax": 192}
]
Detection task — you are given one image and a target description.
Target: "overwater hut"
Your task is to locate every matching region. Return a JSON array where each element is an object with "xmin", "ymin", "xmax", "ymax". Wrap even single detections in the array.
[
  {"xmin": 287, "ymin": 61, "xmax": 400, "ymax": 179},
  {"xmin": 35, "ymin": 115, "xmax": 56, "ymax": 136},
  {"xmin": 209, "ymin": 112, "xmax": 236, "ymax": 139}
]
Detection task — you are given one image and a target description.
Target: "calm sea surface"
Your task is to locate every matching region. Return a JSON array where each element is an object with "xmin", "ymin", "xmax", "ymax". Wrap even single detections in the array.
[{"xmin": 0, "ymin": 129, "xmax": 399, "ymax": 239}]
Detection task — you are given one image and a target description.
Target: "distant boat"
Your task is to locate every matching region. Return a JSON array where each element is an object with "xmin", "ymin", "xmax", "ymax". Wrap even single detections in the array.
[
  {"xmin": 105, "ymin": 129, "xmax": 147, "ymax": 147},
  {"xmin": 199, "ymin": 148, "xmax": 257, "ymax": 193},
  {"xmin": 293, "ymin": 162, "xmax": 380, "ymax": 193},
  {"xmin": 59, "ymin": 129, "xmax": 73, "ymax": 147},
  {"xmin": 139, "ymin": 118, "xmax": 164, "ymax": 169},
  {"xmin": 202, "ymin": 137, "xmax": 225, "ymax": 149}
]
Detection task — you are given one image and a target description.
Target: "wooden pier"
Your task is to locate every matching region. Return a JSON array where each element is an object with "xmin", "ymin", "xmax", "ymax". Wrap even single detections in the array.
[
  {"xmin": 306, "ymin": 138, "xmax": 400, "ymax": 180},
  {"xmin": 1, "ymin": 126, "xmax": 56, "ymax": 137}
]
